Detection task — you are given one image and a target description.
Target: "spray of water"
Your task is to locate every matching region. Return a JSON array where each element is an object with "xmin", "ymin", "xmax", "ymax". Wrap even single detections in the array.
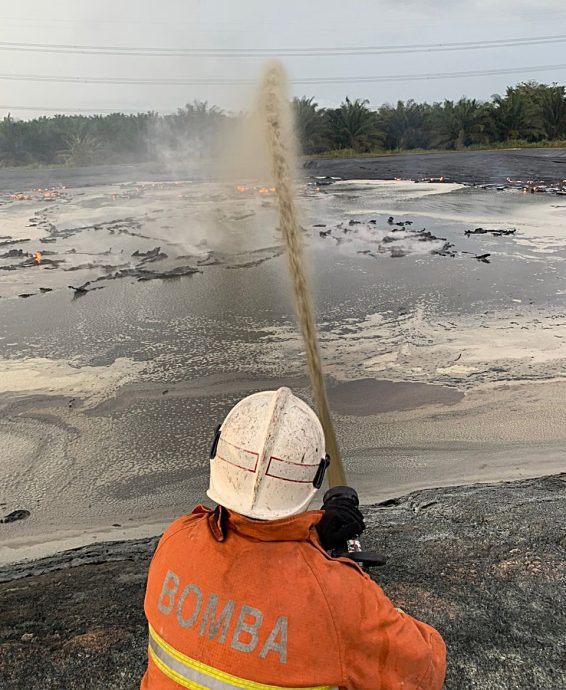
[{"xmin": 258, "ymin": 61, "xmax": 346, "ymax": 487}]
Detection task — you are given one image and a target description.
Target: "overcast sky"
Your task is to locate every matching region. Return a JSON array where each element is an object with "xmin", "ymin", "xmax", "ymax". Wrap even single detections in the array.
[{"xmin": 1, "ymin": 0, "xmax": 566, "ymax": 119}]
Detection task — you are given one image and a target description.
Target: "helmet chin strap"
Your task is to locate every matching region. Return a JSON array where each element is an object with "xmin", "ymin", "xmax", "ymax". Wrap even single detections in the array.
[
  {"xmin": 209, "ymin": 425, "xmax": 222, "ymax": 459},
  {"xmin": 313, "ymin": 455, "xmax": 330, "ymax": 489}
]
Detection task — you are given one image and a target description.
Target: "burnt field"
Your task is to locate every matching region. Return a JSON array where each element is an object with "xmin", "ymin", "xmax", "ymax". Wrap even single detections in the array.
[
  {"xmin": 306, "ymin": 146, "xmax": 566, "ymax": 186},
  {"xmin": 0, "ymin": 149, "xmax": 565, "ymax": 566}
]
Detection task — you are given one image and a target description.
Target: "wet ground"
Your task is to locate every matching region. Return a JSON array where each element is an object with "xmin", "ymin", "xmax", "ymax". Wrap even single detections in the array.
[{"xmin": 1, "ymin": 151, "xmax": 565, "ymax": 564}]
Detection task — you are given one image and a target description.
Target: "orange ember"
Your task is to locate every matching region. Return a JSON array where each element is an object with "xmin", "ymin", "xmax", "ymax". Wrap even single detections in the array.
[
  {"xmin": 236, "ymin": 185, "xmax": 249, "ymax": 193},
  {"xmin": 33, "ymin": 251, "xmax": 43, "ymax": 265}
]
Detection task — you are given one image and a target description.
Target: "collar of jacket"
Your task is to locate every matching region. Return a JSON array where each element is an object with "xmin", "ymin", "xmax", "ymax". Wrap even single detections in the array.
[{"xmin": 193, "ymin": 504, "xmax": 324, "ymax": 543}]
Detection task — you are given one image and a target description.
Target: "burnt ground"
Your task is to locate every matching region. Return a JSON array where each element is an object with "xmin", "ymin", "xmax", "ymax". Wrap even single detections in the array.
[
  {"xmin": 306, "ymin": 147, "xmax": 566, "ymax": 185},
  {"xmin": 366, "ymin": 474, "xmax": 566, "ymax": 689},
  {"xmin": 0, "ymin": 148, "xmax": 565, "ymax": 193},
  {"xmin": 0, "ymin": 474, "xmax": 565, "ymax": 690}
]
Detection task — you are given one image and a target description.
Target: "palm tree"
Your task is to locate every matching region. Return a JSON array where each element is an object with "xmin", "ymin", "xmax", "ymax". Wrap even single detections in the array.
[
  {"xmin": 63, "ymin": 131, "xmax": 102, "ymax": 166},
  {"xmin": 491, "ymin": 88, "xmax": 541, "ymax": 141},
  {"xmin": 540, "ymin": 86, "xmax": 566, "ymax": 140},
  {"xmin": 175, "ymin": 101, "xmax": 224, "ymax": 134},
  {"xmin": 430, "ymin": 98, "xmax": 484, "ymax": 149},
  {"xmin": 324, "ymin": 98, "xmax": 381, "ymax": 152},
  {"xmin": 170, "ymin": 100, "xmax": 226, "ymax": 156},
  {"xmin": 0, "ymin": 114, "xmax": 30, "ymax": 165},
  {"xmin": 292, "ymin": 97, "xmax": 327, "ymax": 153},
  {"xmin": 379, "ymin": 100, "xmax": 427, "ymax": 151}
]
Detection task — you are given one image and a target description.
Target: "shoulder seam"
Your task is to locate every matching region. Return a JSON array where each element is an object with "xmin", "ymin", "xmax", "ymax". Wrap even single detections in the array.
[
  {"xmin": 154, "ymin": 516, "xmax": 201, "ymax": 554},
  {"xmin": 297, "ymin": 545, "xmax": 346, "ymax": 686}
]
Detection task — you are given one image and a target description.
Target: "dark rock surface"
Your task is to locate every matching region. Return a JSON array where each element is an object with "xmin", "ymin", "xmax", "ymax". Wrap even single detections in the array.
[
  {"xmin": 0, "ymin": 474, "xmax": 564, "ymax": 689},
  {"xmin": 365, "ymin": 474, "xmax": 566, "ymax": 690},
  {"xmin": 0, "ymin": 511, "xmax": 30, "ymax": 525}
]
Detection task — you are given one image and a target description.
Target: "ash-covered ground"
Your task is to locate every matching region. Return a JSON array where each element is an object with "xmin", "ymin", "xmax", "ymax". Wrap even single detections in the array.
[{"xmin": 0, "ymin": 150, "xmax": 565, "ymax": 564}]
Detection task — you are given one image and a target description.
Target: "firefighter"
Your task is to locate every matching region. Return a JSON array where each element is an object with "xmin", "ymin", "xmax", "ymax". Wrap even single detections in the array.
[{"xmin": 141, "ymin": 387, "xmax": 446, "ymax": 690}]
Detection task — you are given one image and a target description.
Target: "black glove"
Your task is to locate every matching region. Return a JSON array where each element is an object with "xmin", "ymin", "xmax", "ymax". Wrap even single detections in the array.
[{"xmin": 316, "ymin": 486, "xmax": 365, "ymax": 552}]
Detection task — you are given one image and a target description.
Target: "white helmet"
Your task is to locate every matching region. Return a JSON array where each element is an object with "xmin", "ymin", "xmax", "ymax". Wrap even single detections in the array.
[{"xmin": 207, "ymin": 387, "xmax": 329, "ymax": 520}]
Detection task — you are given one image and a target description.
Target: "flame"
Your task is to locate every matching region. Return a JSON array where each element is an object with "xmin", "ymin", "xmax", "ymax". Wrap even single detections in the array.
[
  {"xmin": 10, "ymin": 186, "xmax": 64, "ymax": 202},
  {"xmin": 236, "ymin": 185, "xmax": 249, "ymax": 193},
  {"xmin": 258, "ymin": 186, "xmax": 276, "ymax": 194},
  {"xmin": 33, "ymin": 251, "xmax": 43, "ymax": 265}
]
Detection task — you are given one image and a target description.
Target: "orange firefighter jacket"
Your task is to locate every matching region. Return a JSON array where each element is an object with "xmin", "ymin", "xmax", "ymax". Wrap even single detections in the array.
[{"xmin": 141, "ymin": 505, "xmax": 446, "ymax": 690}]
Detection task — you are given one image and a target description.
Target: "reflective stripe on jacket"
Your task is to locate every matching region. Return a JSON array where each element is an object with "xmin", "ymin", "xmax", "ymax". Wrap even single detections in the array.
[{"xmin": 141, "ymin": 506, "xmax": 446, "ymax": 690}]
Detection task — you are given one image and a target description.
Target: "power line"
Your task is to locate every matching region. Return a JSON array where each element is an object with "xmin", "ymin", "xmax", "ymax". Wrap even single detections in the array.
[
  {"xmin": 1, "ymin": 34, "xmax": 566, "ymax": 57},
  {"xmin": 1, "ymin": 63, "xmax": 565, "ymax": 87},
  {"xmin": 2, "ymin": 7, "xmax": 566, "ymax": 26},
  {"xmin": 0, "ymin": 105, "xmax": 163, "ymax": 114}
]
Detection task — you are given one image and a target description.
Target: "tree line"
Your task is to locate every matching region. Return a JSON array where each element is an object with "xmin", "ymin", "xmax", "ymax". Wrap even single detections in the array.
[
  {"xmin": 295, "ymin": 81, "xmax": 566, "ymax": 154},
  {"xmin": 1, "ymin": 81, "xmax": 565, "ymax": 167}
]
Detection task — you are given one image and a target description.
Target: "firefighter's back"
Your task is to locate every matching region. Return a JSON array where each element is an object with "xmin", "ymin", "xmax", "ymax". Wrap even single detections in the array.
[
  {"xmin": 142, "ymin": 507, "xmax": 343, "ymax": 690},
  {"xmin": 142, "ymin": 505, "xmax": 445, "ymax": 690}
]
